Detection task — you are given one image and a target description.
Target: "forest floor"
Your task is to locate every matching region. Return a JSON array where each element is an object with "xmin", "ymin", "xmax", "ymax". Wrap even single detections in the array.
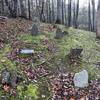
[{"xmin": 0, "ymin": 18, "xmax": 100, "ymax": 100}]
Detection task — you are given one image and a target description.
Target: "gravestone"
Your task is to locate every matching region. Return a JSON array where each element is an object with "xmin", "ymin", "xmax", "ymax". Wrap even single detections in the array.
[
  {"xmin": 62, "ymin": 31, "xmax": 69, "ymax": 35},
  {"xmin": 67, "ymin": 48, "xmax": 83, "ymax": 66},
  {"xmin": 70, "ymin": 48, "xmax": 83, "ymax": 57},
  {"xmin": 55, "ymin": 28, "xmax": 63, "ymax": 39},
  {"xmin": 31, "ymin": 24, "xmax": 39, "ymax": 36},
  {"xmin": 74, "ymin": 70, "xmax": 88, "ymax": 88},
  {"xmin": 1, "ymin": 69, "xmax": 10, "ymax": 84}
]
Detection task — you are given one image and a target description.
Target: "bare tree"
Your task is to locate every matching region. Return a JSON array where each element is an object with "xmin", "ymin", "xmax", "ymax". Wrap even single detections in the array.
[
  {"xmin": 52, "ymin": 0, "xmax": 55, "ymax": 23},
  {"xmin": 96, "ymin": 0, "xmax": 100, "ymax": 38},
  {"xmin": 88, "ymin": 0, "xmax": 92, "ymax": 31},
  {"xmin": 5, "ymin": 0, "xmax": 18, "ymax": 17},
  {"xmin": 56, "ymin": 0, "xmax": 62, "ymax": 24},
  {"xmin": 62, "ymin": 0, "xmax": 64, "ymax": 24},
  {"xmin": 75, "ymin": 0, "xmax": 79, "ymax": 28},
  {"xmin": 91, "ymin": 0, "xmax": 95, "ymax": 31},
  {"xmin": 68, "ymin": 0, "xmax": 72, "ymax": 27},
  {"xmin": 73, "ymin": 0, "xmax": 76, "ymax": 27}
]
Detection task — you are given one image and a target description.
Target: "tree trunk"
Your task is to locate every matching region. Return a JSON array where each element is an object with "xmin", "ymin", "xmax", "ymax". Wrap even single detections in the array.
[
  {"xmin": 73, "ymin": 0, "xmax": 76, "ymax": 27},
  {"xmin": 52, "ymin": 0, "xmax": 55, "ymax": 23},
  {"xmin": 62, "ymin": 0, "xmax": 64, "ymax": 24},
  {"xmin": 91, "ymin": 0, "xmax": 95, "ymax": 31},
  {"xmin": 88, "ymin": 0, "xmax": 92, "ymax": 31},
  {"xmin": 68, "ymin": 0, "xmax": 72, "ymax": 27},
  {"xmin": 96, "ymin": 0, "xmax": 100, "ymax": 38},
  {"xmin": 75, "ymin": 0, "xmax": 79, "ymax": 28},
  {"xmin": 28, "ymin": 0, "xmax": 31, "ymax": 19},
  {"xmin": 56, "ymin": 0, "xmax": 62, "ymax": 24}
]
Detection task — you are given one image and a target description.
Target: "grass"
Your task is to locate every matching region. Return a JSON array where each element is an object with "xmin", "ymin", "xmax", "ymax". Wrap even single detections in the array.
[
  {"xmin": 0, "ymin": 22, "xmax": 100, "ymax": 99},
  {"xmin": 56, "ymin": 27, "xmax": 100, "ymax": 79},
  {"xmin": 0, "ymin": 44, "xmax": 16, "ymax": 71},
  {"xmin": 16, "ymin": 26, "xmax": 100, "ymax": 79},
  {"xmin": 17, "ymin": 84, "xmax": 39, "ymax": 100}
]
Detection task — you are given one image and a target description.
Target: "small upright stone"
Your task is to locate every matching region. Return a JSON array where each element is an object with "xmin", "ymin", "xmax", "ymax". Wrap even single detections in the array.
[
  {"xmin": 70, "ymin": 48, "xmax": 83, "ymax": 57},
  {"xmin": 74, "ymin": 70, "xmax": 88, "ymax": 88},
  {"xmin": 31, "ymin": 24, "xmax": 39, "ymax": 36},
  {"xmin": 55, "ymin": 28, "xmax": 63, "ymax": 39},
  {"xmin": 1, "ymin": 69, "xmax": 10, "ymax": 84}
]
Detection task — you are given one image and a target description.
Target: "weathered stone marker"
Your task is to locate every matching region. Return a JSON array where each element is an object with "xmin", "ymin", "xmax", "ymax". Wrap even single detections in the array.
[
  {"xmin": 67, "ymin": 48, "xmax": 83, "ymax": 66},
  {"xmin": 74, "ymin": 70, "xmax": 88, "ymax": 88},
  {"xmin": 55, "ymin": 28, "xmax": 69, "ymax": 39},
  {"xmin": 70, "ymin": 48, "xmax": 83, "ymax": 57},
  {"xmin": 55, "ymin": 28, "xmax": 63, "ymax": 39},
  {"xmin": 31, "ymin": 24, "xmax": 39, "ymax": 36},
  {"xmin": 1, "ymin": 69, "xmax": 10, "ymax": 84}
]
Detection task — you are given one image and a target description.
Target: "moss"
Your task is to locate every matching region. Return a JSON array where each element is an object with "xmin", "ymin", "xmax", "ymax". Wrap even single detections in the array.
[
  {"xmin": 17, "ymin": 34, "xmax": 45, "ymax": 43},
  {"xmin": 0, "ymin": 45, "xmax": 16, "ymax": 71},
  {"xmin": 17, "ymin": 84, "xmax": 39, "ymax": 100},
  {"xmin": 0, "ymin": 22, "xmax": 100, "ymax": 98},
  {"xmin": 51, "ymin": 27, "xmax": 100, "ymax": 79}
]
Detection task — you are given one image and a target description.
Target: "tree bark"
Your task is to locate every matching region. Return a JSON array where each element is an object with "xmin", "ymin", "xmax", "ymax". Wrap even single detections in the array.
[
  {"xmin": 91, "ymin": 0, "xmax": 95, "ymax": 31},
  {"xmin": 68, "ymin": 0, "xmax": 72, "ymax": 27},
  {"xmin": 56, "ymin": 0, "xmax": 62, "ymax": 24},
  {"xmin": 96, "ymin": 0, "xmax": 100, "ymax": 38},
  {"xmin": 88, "ymin": 0, "xmax": 92, "ymax": 31},
  {"xmin": 75, "ymin": 0, "xmax": 79, "ymax": 28}
]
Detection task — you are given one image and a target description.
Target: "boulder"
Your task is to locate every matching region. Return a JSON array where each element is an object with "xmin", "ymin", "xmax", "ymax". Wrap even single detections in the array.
[
  {"xmin": 74, "ymin": 70, "xmax": 88, "ymax": 88},
  {"xmin": 31, "ymin": 24, "xmax": 39, "ymax": 36}
]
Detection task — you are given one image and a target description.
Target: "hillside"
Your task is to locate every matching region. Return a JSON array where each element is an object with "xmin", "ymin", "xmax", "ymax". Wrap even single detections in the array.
[{"xmin": 0, "ymin": 18, "xmax": 100, "ymax": 100}]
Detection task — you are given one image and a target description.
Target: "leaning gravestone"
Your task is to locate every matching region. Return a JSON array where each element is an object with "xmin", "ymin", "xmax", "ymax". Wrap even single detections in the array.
[
  {"xmin": 74, "ymin": 70, "xmax": 88, "ymax": 88},
  {"xmin": 31, "ymin": 24, "xmax": 39, "ymax": 36}
]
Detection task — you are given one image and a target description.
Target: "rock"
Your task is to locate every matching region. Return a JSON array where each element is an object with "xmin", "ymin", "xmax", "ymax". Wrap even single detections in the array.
[
  {"xmin": 31, "ymin": 24, "xmax": 39, "ymax": 36},
  {"xmin": 55, "ymin": 28, "xmax": 63, "ymax": 39},
  {"xmin": 74, "ymin": 70, "xmax": 88, "ymax": 88},
  {"xmin": 1, "ymin": 69, "xmax": 10, "ymax": 84}
]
